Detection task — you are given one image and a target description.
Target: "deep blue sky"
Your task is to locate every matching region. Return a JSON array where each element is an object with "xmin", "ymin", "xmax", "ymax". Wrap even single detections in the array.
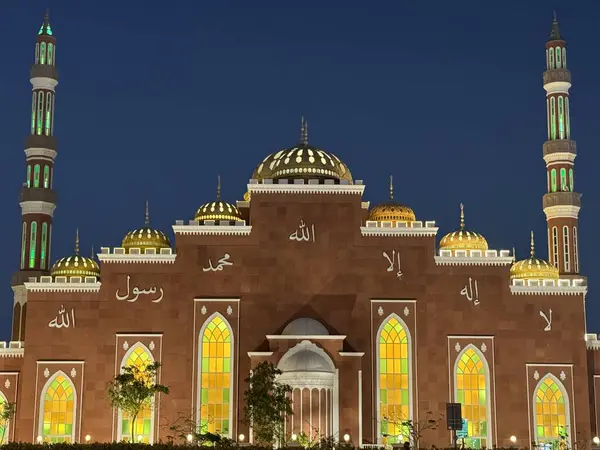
[{"xmin": 1, "ymin": 1, "xmax": 599, "ymax": 339}]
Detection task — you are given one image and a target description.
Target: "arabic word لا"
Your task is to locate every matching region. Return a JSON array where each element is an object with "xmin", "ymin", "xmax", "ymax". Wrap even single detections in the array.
[{"xmin": 115, "ymin": 275, "xmax": 164, "ymax": 303}]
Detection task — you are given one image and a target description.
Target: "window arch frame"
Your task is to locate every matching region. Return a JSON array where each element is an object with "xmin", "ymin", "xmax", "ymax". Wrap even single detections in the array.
[
  {"xmin": 532, "ymin": 373, "xmax": 571, "ymax": 447},
  {"xmin": 573, "ymin": 227, "xmax": 579, "ymax": 273},
  {"xmin": 48, "ymin": 43, "xmax": 54, "ymax": 65},
  {"xmin": 549, "ymin": 47, "xmax": 555, "ymax": 69},
  {"xmin": 558, "ymin": 96, "xmax": 564, "ymax": 139},
  {"xmin": 116, "ymin": 342, "xmax": 157, "ymax": 444},
  {"xmin": 552, "ymin": 226, "xmax": 559, "ymax": 268},
  {"xmin": 45, "ymin": 93, "xmax": 52, "ymax": 136},
  {"xmin": 550, "ymin": 169, "xmax": 557, "ymax": 192},
  {"xmin": 37, "ymin": 370, "xmax": 77, "ymax": 443},
  {"xmin": 563, "ymin": 226, "xmax": 570, "ymax": 272},
  {"xmin": 376, "ymin": 313, "xmax": 413, "ymax": 444},
  {"xmin": 0, "ymin": 389, "xmax": 10, "ymax": 443},
  {"xmin": 197, "ymin": 312, "xmax": 235, "ymax": 439},
  {"xmin": 20, "ymin": 222, "xmax": 27, "ymax": 269},
  {"xmin": 29, "ymin": 221, "xmax": 37, "ymax": 268},
  {"xmin": 40, "ymin": 42, "xmax": 46, "ymax": 64},
  {"xmin": 559, "ymin": 168, "xmax": 567, "ymax": 191},
  {"xmin": 555, "ymin": 47, "xmax": 562, "ymax": 69},
  {"xmin": 550, "ymin": 97, "xmax": 556, "ymax": 140},
  {"xmin": 453, "ymin": 344, "xmax": 493, "ymax": 448}
]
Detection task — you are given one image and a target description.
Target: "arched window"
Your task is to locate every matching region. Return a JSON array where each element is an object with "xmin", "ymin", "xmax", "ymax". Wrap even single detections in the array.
[
  {"xmin": 20, "ymin": 222, "xmax": 27, "ymax": 269},
  {"xmin": 48, "ymin": 43, "xmax": 54, "ymax": 65},
  {"xmin": 565, "ymin": 97, "xmax": 570, "ymax": 138},
  {"xmin": 43, "ymin": 166, "xmax": 50, "ymax": 189},
  {"xmin": 35, "ymin": 43, "xmax": 40, "ymax": 64},
  {"xmin": 558, "ymin": 97, "xmax": 564, "ymax": 139},
  {"xmin": 550, "ymin": 169, "xmax": 557, "ymax": 193},
  {"xmin": 560, "ymin": 168, "xmax": 567, "ymax": 191},
  {"xmin": 533, "ymin": 375, "xmax": 570, "ymax": 447},
  {"xmin": 51, "ymin": 94, "xmax": 56, "ymax": 135},
  {"xmin": 118, "ymin": 344, "xmax": 155, "ymax": 443},
  {"xmin": 569, "ymin": 168, "xmax": 574, "ymax": 191},
  {"xmin": 34, "ymin": 164, "xmax": 40, "ymax": 188},
  {"xmin": 562, "ymin": 47, "xmax": 567, "ymax": 68},
  {"xmin": 29, "ymin": 222, "xmax": 37, "ymax": 268},
  {"xmin": 26, "ymin": 165, "xmax": 31, "ymax": 188},
  {"xmin": 377, "ymin": 315, "xmax": 411, "ymax": 444},
  {"xmin": 37, "ymin": 92, "xmax": 44, "ymax": 135},
  {"xmin": 573, "ymin": 227, "xmax": 579, "ymax": 273},
  {"xmin": 39, "ymin": 372, "xmax": 76, "ymax": 442},
  {"xmin": 556, "ymin": 47, "xmax": 562, "ymax": 69},
  {"xmin": 41, "ymin": 223, "xmax": 48, "ymax": 269},
  {"xmin": 48, "ymin": 224, "xmax": 53, "ymax": 267},
  {"xmin": 550, "ymin": 97, "xmax": 556, "ymax": 140},
  {"xmin": 40, "ymin": 42, "xmax": 46, "ymax": 65},
  {"xmin": 455, "ymin": 346, "xmax": 491, "ymax": 448},
  {"xmin": 198, "ymin": 314, "xmax": 233, "ymax": 437},
  {"xmin": 552, "ymin": 227, "xmax": 559, "ymax": 268},
  {"xmin": 549, "ymin": 47, "xmax": 555, "ymax": 69},
  {"xmin": 45, "ymin": 93, "xmax": 52, "ymax": 136},
  {"xmin": 545, "ymin": 49, "xmax": 549, "ymax": 70},
  {"xmin": 546, "ymin": 99, "xmax": 551, "ymax": 139},
  {"xmin": 31, "ymin": 92, "xmax": 37, "ymax": 134},
  {"xmin": 563, "ymin": 226, "xmax": 570, "ymax": 272}
]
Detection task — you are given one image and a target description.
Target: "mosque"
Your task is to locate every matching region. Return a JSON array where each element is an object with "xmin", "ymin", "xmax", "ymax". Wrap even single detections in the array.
[{"xmin": 0, "ymin": 11, "xmax": 598, "ymax": 449}]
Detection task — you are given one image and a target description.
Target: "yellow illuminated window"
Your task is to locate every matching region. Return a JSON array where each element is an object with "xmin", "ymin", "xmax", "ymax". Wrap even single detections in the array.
[
  {"xmin": 41, "ymin": 374, "xmax": 75, "ymax": 443},
  {"xmin": 200, "ymin": 316, "xmax": 232, "ymax": 436},
  {"xmin": 535, "ymin": 376, "xmax": 569, "ymax": 445}
]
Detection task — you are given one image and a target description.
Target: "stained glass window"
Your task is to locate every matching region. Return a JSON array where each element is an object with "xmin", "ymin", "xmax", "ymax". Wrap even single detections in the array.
[
  {"xmin": 41, "ymin": 374, "xmax": 75, "ymax": 442},
  {"xmin": 29, "ymin": 222, "xmax": 37, "ymax": 268},
  {"xmin": 556, "ymin": 47, "xmax": 562, "ymax": 69},
  {"xmin": 0, "ymin": 394, "xmax": 8, "ymax": 443},
  {"xmin": 550, "ymin": 98, "xmax": 556, "ymax": 140},
  {"xmin": 45, "ymin": 93, "xmax": 52, "ymax": 136},
  {"xmin": 558, "ymin": 97, "xmax": 564, "ymax": 139},
  {"xmin": 379, "ymin": 316, "xmax": 410, "ymax": 443},
  {"xmin": 40, "ymin": 42, "xmax": 46, "ymax": 65},
  {"xmin": 455, "ymin": 347, "xmax": 489, "ymax": 449},
  {"xmin": 43, "ymin": 166, "xmax": 50, "ymax": 189},
  {"xmin": 549, "ymin": 47, "xmax": 555, "ymax": 69},
  {"xmin": 560, "ymin": 168, "xmax": 567, "ymax": 191},
  {"xmin": 21, "ymin": 223, "xmax": 27, "ymax": 269},
  {"xmin": 120, "ymin": 345, "xmax": 154, "ymax": 443},
  {"xmin": 565, "ymin": 97, "xmax": 570, "ymax": 138},
  {"xmin": 31, "ymin": 93, "xmax": 37, "ymax": 134},
  {"xmin": 535, "ymin": 376, "xmax": 569, "ymax": 445},
  {"xmin": 41, "ymin": 223, "xmax": 48, "ymax": 269},
  {"xmin": 34, "ymin": 164, "xmax": 40, "ymax": 188},
  {"xmin": 37, "ymin": 93, "xmax": 44, "ymax": 136},
  {"xmin": 48, "ymin": 43, "xmax": 54, "ymax": 65},
  {"xmin": 200, "ymin": 316, "xmax": 232, "ymax": 436},
  {"xmin": 569, "ymin": 168, "xmax": 574, "ymax": 191},
  {"xmin": 26, "ymin": 165, "xmax": 31, "ymax": 188},
  {"xmin": 550, "ymin": 169, "xmax": 557, "ymax": 193}
]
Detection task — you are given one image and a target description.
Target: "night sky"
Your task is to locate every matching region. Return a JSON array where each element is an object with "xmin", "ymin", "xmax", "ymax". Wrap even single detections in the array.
[{"xmin": 1, "ymin": 1, "xmax": 599, "ymax": 339}]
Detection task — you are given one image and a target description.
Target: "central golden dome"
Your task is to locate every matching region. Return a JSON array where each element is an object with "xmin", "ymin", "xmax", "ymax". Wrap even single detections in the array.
[
  {"xmin": 122, "ymin": 202, "xmax": 171, "ymax": 252},
  {"xmin": 252, "ymin": 118, "xmax": 352, "ymax": 183},
  {"xmin": 439, "ymin": 203, "xmax": 488, "ymax": 253},
  {"xmin": 368, "ymin": 175, "xmax": 416, "ymax": 223},
  {"xmin": 194, "ymin": 176, "xmax": 244, "ymax": 223},
  {"xmin": 510, "ymin": 231, "xmax": 559, "ymax": 280},
  {"xmin": 51, "ymin": 229, "xmax": 100, "ymax": 279}
]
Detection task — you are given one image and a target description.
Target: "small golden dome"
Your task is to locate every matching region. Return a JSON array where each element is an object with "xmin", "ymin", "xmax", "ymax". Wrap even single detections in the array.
[
  {"xmin": 243, "ymin": 191, "xmax": 251, "ymax": 202},
  {"xmin": 51, "ymin": 229, "xmax": 100, "ymax": 279},
  {"xmin": 194, "ymin": 176, "xmax": 244, "ymax": 223},
  {"xmin": 510, "ymin": 231, "xmax": 559, "ymax": 280},
  {"xmin": 368, "ymin": 175, "xmax": 416, "ymax": 223},
  {"xmin": 122, "ymin": 201, "xmax": 171, "ymax": 252},
  {"xmin": 252, "ymin": 118, "xmax": 353, "ymax": 183},
  {"xmin": 439, "ymin": 203, "xmax": 488, "ymax": 252}
]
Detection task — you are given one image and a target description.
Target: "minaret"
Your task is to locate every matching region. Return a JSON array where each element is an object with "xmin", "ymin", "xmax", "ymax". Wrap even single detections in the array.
[
  {"xmin": 10, "ymin": 12, "xmax": 58, "ymax": 340},
  {"xmin": 542, "ymin": 13, "xmax": 580, "ymax": 276}
]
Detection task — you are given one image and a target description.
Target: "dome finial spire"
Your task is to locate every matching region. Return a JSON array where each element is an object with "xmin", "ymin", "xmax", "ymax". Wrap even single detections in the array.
[
  {"xmin": 91, "ymin": 245, "xmax": 94, "ymax": 259},
  {"xmin": 145, "ymin": 200, "xmax": 150, "ymax": 225},
  {"xmin": 389, "ymin": 175, "xmax": 394, "ymax": 200},
  {"xmin": 216, "ymin": 175, "xmax": 221, "ymax": 201},
  {"xmin": 75, "ymin": 228, "xmax": 80, "ymax": 255},
  {"xmin": 530, "ymin": 230, "xmax": 536, "ymax": 257},
  {"xmin": 459, "ymin": 203, "xmax": 465, "ymax": 230},
  {"xmin": 549, "ymin": 10, "xmax": 562, "ymax": 41},
  {"xmin": 44, "ymin": 8, "xmax": 50, "ymax": 24},
  {"xmin": 300, "ymin": 117, "xmax": 308, "ymax": 145},
  {"xmin": 512, "ymin": 246, "xmax": 516, "ymax": 263}
]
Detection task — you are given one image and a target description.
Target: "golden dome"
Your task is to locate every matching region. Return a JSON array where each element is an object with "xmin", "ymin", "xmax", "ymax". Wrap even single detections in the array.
[
  {"xmin": 367, "ymin": 175, "xmax": 416, "ymax": 223},
  {"xmin": 252, "ymin": 118, "xmax": 353, "ymax": 183},
  {"xmin": 194, "ymin": 176, "xmax": 244, "ymax": 223},
  {"xmin": 439, "ymin": 203, "xmax": 488, "ymax": 253},
  {"xmin": 510, "ymin": 231, "xmax": 559, "ymax": 280},
  {"xmin": 122, "ymin": 202, "xmax": 171, "ymax": 252},
  {"xmin": 51, "ymin": 229, "xmax": 100, "ymax": 279}
]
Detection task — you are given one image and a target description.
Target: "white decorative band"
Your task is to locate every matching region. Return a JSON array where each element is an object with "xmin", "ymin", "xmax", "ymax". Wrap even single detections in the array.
[
  {"xmin": 543, "ymin": 152, "xmax": 576, "ymax": 164},
  {"xmin": 24, "ymin": 281, "xmax": 101, "ymax": 293},
  {"xmin": 247, "ymin": 182, "xmax": 365, "ymax": 195},
  {"xmin": 510, "ymin": 285, "xmax": 586, "ymax": 296},
  {"xmin": 543, "ymin": 205, "xmax": 580, "ymax": 220},
  {"xmin": 98, "ymin": 254, "xmax": 176, "ymax": 264},
  {"xmin": 11, "ymin": 285, "xmax": 27, "ymax": 306},
  {"xmin": 25, "ymin": 148, "xmax": 57, "ymax": 160},
  {"xmin": 543, "ymin": 81, "xmax": 571, "ymax": 94},
  {"xmin": 0, "ymin": 341, "xmax": 24, "ymax": 359},
  {"xmin": 361, "ymin": 227, "xmax": 438, "ymax": 237},
  {"xmin": 30, "ymin": 77, "xmax": 58, "ymax": 91},
  {"xmin": 172, "ymin": 225, "xmax": 252, "ymax": 236},
  {"xmin": 435, "ymin": 256, "xmax": 514, "ymax": 267},
  {"xmin": 20, "ymin": 201, "xmax": 56, "ymax": 216}
]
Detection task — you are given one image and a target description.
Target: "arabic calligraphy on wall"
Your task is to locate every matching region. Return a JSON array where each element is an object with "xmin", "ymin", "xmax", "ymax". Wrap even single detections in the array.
[
  {"xmin": 540, "ymin": 309, "xmax": 552, "ymax": 331},
  {"xmin": 382, "ymin": 250, "xmax": 403, "ymax": 279},
  {"xmin": 289, "ymin": 220, "xmax": 316, "ymax": 243},
  {"xmin": 203, "ymin": 253, "xmax": 233, "ymax": 272},
  {"xmin": 48, "ymin": 305, "xmax": 75, "ymax": 328},
  {"xmin": 460, "ymin": 277, "xmax": 481, "ymax": 306},
  {"xmin": 116, "ymin": 275, "xmax": 164, "ymax": 303}
]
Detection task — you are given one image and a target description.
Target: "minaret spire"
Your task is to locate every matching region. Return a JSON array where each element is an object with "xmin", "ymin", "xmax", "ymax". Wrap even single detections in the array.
[
  {"xmin": 542, "ymin": 13, "xmax": 580, "ymax": 275},
  {"xmin": 389, "ymin": 175, "xmax": 394, "ymax": 201},
  {"xmin": 216, "ymin": 175, "xmax": 221, "ymax": 201},
  {"xmin": 530, "ymin": 230, "xmax": 535, "ymax": 258},
  {"xmin": 75, "ymin": 229, "xmax": 80, "ymax": 256},
  {"xmin": 459, "ymin": 203, "xmax": 465, "ymax": 230},
  {"xmin": 145, "ymin": 200, "xmax": 150, "ymax": 225},
  {"xmin": 300, "ymin": 117, "xmax": 308, "ymax": 145}
]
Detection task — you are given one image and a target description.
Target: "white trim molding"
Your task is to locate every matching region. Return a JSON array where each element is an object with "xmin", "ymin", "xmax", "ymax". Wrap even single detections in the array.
[
  {"xmin": 25, "ymin": 276, "xmax": 101, "ymax": 293},
  {"xmin": 266, "ymin": 334, "xmax": 347, "ymax": 340},
  {"xmin": 510, "ymin": 278, "xmax": 586, "ymax": 295},
  {"xmin": 0, "ymin": 342, "xmax": 24, "ymax": 358},
  {"xmin": 98, "ymin": 247, "xmax": 176, "ymax": 264},
  {"xmin": 339, "ymin": 352, "xmax": 365, "ymax": 357},
  {"xmin": 30, "ymin": 77, "xmax": 58, "ymax": 91},
  {"xmin": 361, "ymin": 220, "xmax": 438, "ymax": 237},
  {"xmin": 12, "ymin": 285, "xmax": 27, "ymax": 306},
  {"xmin": 247, "ymin": 351, "xmax": 274, "ymax": 357},
  {"xmin": 544, "ymin": 152, "xmax": 577, "ymax": 164},
  {"xmin": 435, "ymin": 249, "xmax": 513, "ymax": 266},
  {"xmin": 544, "ymin": 81, "xmax": 571, "ymax": 94},
  {"xmin": 543, "ymin": 205, "xmax": 580, "ymax": 220},
  {"xmin": 173, "ymin": 224, "xmax": 252, "ymax": 236},
  {"xmin": 247, "ymin": 179, "xmax": 365, "ymax": 195},
  {"xmin": 24, "ymin": 148, "xmax": 57, "ymax": 159},
  {"xmin": 20, "ymin": 201, "xmax": 56, "ymax": 217}
]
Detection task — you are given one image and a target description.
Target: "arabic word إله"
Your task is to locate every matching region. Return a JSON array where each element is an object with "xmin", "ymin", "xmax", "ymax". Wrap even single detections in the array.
[
  {"xmin": 288, "ymin": 220, "xmax": 316, "ymax": 243},
  {"xmin": 202, "ymin": 253, "xmax": 234, "ymax": 272},
  {"xmin": 115, "ymin": 275, "xmax": 164, "ymax": 303},
  {"xmin": 460, "ymin": 277, "xmax": 481, "ymax": 306},
  {"xmin": 48, "ymin": 305, "xmax": 76, "ymax": 329},
  {"xmin": 382, "ymin": 250, "xmax": 403, "ymax": 279}
]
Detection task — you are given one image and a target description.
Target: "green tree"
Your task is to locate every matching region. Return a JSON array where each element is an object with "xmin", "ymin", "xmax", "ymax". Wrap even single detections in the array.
[
  {"xmin": 243, "ymin": 361, "xmax": 293, "ymax": 445},
  {"xmin": 107, "ymin": 361, "xmax": 169, "ymax": 442},
  {"xmin": 0, "ymin": 401, "xmax": 16, "ymax": 444}
]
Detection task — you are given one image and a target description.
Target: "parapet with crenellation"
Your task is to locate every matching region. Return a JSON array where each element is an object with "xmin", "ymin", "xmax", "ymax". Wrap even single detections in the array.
[
  {"xmin": 24, "ymin": 275, "xmax": 101, "ymax": 292},
  {"xmin": 435, "ymin": 249, "xmax": 514, "ymax": 266},
  {"xmin": 97, "ymin": 247, "xmax": 176, "ymax": 264},
  {"xmin": 510, "ymin": 277, "xmax": 587, "ymax": 295},
  {"xmin": 0, "ymin": 341, "xmax": 24, "ymax": 358}
]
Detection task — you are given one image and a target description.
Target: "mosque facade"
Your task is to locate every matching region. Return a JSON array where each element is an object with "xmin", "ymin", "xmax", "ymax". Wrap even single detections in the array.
[{"xmin": 1, "ymin": 12, "xmax": 599, "ymax": 449}]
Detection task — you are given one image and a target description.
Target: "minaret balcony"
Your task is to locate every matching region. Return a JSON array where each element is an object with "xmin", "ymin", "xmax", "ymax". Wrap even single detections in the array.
[
  {"xmin": 543, "ymin": 139, "xmax": 576, "ymax": 157},
  {"xmin": 30, "ymin": 64, "xmax": 58, "ymax": 81},
  {"xmin": 24, "ymin": 134, "xmax": 57, "ymax": 151},
  {"xmin": 543, "ymin": 192, "xmax": 581, "ymax": 209},
  {"xmin": 19, "ymin": 186, "xmax": 57, "ymax": 205},
  {"xmin": 543, "ymin": 69, "xmax": 571, "ymax": 85}
]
